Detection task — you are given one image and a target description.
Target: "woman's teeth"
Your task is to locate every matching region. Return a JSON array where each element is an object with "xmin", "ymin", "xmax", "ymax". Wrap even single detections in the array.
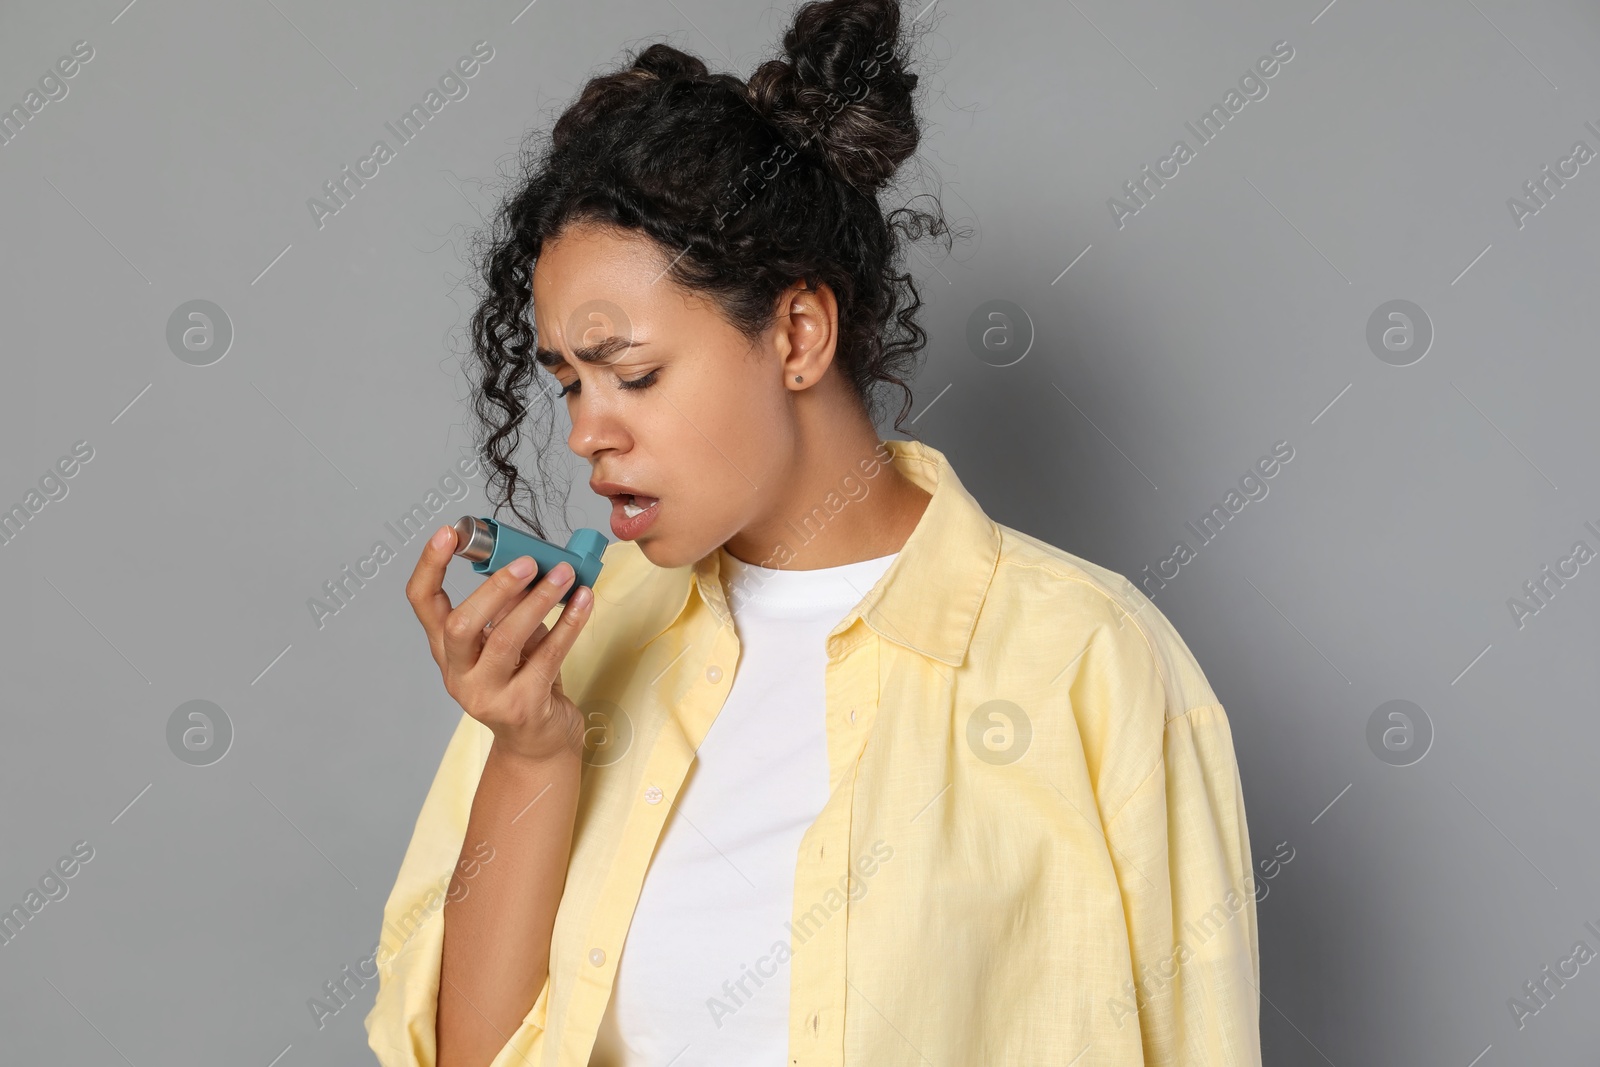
[{"xmin": 622, "ymin": 495, "xmax": 658, "ymax": 518}]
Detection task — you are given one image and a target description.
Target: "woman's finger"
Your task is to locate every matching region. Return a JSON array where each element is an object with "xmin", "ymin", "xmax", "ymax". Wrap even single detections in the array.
[
  {"xmin": 404, "ymin": 524, "xmax": 461, "ymax": 667},
  {"xmin": 512, "ymin": 583, "xmax": 593, "ymax": 695},
  {"xmin": 440, "ymin": 555, "xmax": 542, "ymax": 674},
  {"xmin": 472, "ymin": 561, "xmax": 578, "ymax": 681}
]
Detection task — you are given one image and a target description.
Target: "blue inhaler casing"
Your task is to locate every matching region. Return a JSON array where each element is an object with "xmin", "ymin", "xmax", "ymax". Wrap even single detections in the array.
[{"xmin": 451, "ymin": 515, "xmax": 608, "ymax": 603}]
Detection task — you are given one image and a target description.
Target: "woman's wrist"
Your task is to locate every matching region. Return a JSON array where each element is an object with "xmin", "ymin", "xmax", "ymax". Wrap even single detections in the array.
[{"xmin": 486, "ymin": 730, "xmax": 584, "ymax": 776}]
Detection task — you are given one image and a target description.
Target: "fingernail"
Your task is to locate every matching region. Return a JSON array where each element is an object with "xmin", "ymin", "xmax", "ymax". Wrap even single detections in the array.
[
  {"xmin": 546, "ymin": 562, "xmax": 572, "ymax": 584},
  {"xmin": 432, "ymin": 526, "xmax": 452, "ymax": 548},
  {"xmin": 508, "ymin": 557, "xmax": 534, "ymax": 578}
]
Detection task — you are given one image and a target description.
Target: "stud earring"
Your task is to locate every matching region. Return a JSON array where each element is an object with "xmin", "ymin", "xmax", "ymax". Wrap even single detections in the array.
[{"xmin": 794, "ymin": 375, "xmax": 803, "ymax": 382}]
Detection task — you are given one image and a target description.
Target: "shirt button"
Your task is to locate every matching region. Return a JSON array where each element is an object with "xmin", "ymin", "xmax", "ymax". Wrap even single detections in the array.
[
  {"xmin": 589, "ymin": 948, "xmax": 606, "ymax": 966},
  {"xmin": 849, "ymin": 708, "xmax": 857, "ymax": 723},
  {"xmin": 644, "ymin": 784, "xmax": 663, "ymax": 804},
  {"xmin": 705, "ymin": 664, "xmax": 723, "ymax": 683}
]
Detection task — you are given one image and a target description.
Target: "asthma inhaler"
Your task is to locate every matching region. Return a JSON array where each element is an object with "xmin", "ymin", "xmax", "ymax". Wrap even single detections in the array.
[{"xmin": 451, "ymin": 516, "xmax": 608, "ymax": 603}]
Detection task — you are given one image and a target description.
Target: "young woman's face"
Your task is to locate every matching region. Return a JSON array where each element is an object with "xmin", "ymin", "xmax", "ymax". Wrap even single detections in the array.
[{"xmin": 531, "ymin": 222, "xmax": 813, "ymax": 570}]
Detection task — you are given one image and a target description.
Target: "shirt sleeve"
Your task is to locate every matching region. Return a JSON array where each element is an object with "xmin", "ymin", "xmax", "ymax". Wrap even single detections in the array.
[
  {"xmin": 1102, "ymin": 703, "xmax": 1262, "ymax": 1066},
  {"xmin": 363, "ymin": 710, "xmax": 553, "ymax": 1067}
]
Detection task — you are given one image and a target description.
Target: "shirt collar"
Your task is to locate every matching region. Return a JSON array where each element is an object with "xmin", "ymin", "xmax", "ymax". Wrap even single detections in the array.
[{"xmin": 632, "ymin": 439, "xmax": 1002, "ymax": 667}]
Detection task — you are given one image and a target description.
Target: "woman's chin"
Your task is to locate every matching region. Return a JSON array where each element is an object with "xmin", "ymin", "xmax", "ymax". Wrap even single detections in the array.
[{"xmin": 632, "ymin": 536, "xmax": 691, "ymax": 570}]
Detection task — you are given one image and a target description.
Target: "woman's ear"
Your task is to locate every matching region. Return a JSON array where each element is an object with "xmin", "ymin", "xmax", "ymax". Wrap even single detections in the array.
[{"xmin": 776, "ymin": 280, "xmax": 838, "ymax": 390}]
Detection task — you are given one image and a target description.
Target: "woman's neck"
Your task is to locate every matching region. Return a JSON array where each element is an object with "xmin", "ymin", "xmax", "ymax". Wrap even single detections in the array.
[{"xmin": 722, "ymin": 428, "xmax": 931, "ymax": 571}]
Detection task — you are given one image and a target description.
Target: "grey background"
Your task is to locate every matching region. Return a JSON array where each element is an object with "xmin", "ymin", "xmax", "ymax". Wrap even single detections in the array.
[{"xmin": 2, "ymin": 0, "xmax": 1597, "ymax": 1063}]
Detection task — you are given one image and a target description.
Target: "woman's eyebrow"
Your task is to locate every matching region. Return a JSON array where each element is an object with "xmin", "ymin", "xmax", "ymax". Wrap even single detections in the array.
[{"xmin": 533, "ymin": 336, "xmax": 649, "ymax": 368}]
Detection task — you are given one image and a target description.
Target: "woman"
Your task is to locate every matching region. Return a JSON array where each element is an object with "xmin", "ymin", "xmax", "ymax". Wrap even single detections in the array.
[{"xmin": 366, "ymin": 1, "xmax": 1261, "ymax": 1064}]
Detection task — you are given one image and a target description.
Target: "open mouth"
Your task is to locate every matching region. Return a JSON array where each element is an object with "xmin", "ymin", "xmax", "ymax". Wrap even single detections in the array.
[{"xmin": 619, "ymin": 493, "xmax": 660, "ymax": 518}]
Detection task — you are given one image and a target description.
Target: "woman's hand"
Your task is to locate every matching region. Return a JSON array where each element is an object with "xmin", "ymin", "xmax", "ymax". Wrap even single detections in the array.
[{"xmin": 406, "ymin": 524, "xmax": 595, "ymax": 765}]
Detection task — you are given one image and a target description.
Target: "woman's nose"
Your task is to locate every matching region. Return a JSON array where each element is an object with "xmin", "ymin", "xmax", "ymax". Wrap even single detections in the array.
[{"xmin": 566, "ymin": 396, "xmax": 628, "ymax": 459}]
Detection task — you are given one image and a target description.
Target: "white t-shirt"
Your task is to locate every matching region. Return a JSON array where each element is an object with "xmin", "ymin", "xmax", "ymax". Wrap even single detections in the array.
[{"xmin": 587, "ymin": 546, "xmax": 900, "ymax": 1067}]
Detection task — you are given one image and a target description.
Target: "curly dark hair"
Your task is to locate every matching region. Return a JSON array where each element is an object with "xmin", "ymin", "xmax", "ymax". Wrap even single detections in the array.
[{"xmin": 463, "ymin": 0, "xmax": 957, "ymax": 538}]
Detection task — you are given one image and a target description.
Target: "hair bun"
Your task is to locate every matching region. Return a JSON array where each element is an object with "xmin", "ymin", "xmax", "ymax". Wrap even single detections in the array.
[
  {"xmin": 745, "ymin": 0, "xmax": 920, "ymax": 193},
  {"xmin": 628, "ymin": 42, "xmax": 710, "ymax": 81}
]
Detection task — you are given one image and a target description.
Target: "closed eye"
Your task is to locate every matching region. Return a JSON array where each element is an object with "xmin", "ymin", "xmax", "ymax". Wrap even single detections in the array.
[{"xmin": 557, "ymin": 368, "xmax": 659, "ymax": 398}]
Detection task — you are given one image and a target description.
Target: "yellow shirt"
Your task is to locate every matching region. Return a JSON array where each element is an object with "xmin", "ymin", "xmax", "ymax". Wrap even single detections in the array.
[{"xmin": 364, "ymin": 438, "xmax": 1262, "ymax": 1066}]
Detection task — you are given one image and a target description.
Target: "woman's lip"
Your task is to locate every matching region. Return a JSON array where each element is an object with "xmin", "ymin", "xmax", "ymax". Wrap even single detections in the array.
[
  {"xmin": 590, "ymin": 480, "xmax": 656, "ymax": 501},
  {"xmin": 609, "ymin": 495, "xmax": 661, "ymax": 540}
]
